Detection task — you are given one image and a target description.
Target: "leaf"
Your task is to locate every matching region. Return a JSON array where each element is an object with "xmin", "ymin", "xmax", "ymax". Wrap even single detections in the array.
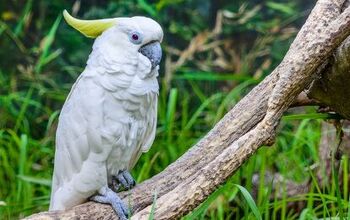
[
  {"xmin": 148, "ymin": 190, "xmax": 158, "ymax": 220},
  {"xmin": 266, "ymin": 2, "xmax": 295, "ymax": 15},
  {"xmin": 17, "ymin": 175, "xmax": 51, "ymax": 186},
  {"xmin": 282, "ymin": 113, "xmax": 343, "ymax": 121},
  {"xmin": 175, "ymin": 70, "xmax": 258, "ymax": 82},
  {"xmin": 14, "ymin": 0, "xmax": 33, "ymax": 36},
  {"xmin": 35, "ymin": 14, "xmax": 62, "ymax": 74},
  {"xmin": 137, "ymin": 0, "xmax": 157, "ymax": 17},
  {"xmin": 185, "ymin": 184, "xmax": 238, "ymax": 219},
  {"xmin": 234, "ymin": 184, "xmax": 262, "ymax": 220}
]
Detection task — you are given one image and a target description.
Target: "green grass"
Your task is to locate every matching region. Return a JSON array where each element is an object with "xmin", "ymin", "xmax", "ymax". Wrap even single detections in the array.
[
  {"xmin": 182, "ymin": 116, "xmax": 344, "ymax": 219},
  {"xmin": 0, "ymin": 0, "xmax": 348, "ymax": 219}
]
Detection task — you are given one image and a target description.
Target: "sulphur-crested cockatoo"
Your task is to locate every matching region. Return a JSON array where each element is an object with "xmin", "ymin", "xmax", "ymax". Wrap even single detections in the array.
[{"xmin": 49, "ymin": 10, "xmax": 163, "ymax": 220}]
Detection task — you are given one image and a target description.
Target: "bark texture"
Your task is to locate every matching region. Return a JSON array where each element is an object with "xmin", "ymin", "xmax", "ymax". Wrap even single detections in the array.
[
  {"xmin": 308, "ymin": 36, "xmax": 350, "ymax": 118},
  {"xmin": 26, "ymin": 0, "xmax": 350, "ymax": 219}
]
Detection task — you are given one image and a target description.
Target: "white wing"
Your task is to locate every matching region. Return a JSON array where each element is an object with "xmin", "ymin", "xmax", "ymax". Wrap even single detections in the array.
[
  {"xmin": 141, "ymin": 94, "xmax": 157, "ymax": 153},
  {"xmin": 128, "ymin": 92, "xmax": 158, "ymax": 169},
  {"xmin": 50, "ymin": 73, "xmax": 110, "ymax": 210}
]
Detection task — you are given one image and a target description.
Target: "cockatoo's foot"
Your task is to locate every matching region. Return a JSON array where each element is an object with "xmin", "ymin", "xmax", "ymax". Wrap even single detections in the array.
[
  {"xmin": 112, "ymin": 170, "xmax": 136, "ymax": 191},
  {"xmin": 90, "ymin": 186, "xmax": 128, "ymax": 220}
]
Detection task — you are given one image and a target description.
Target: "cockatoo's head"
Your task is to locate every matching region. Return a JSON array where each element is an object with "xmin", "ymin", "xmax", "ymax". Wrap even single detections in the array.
[{"xmin": 63, "ymin": 10, "xmax": 163, "ymax": 72}]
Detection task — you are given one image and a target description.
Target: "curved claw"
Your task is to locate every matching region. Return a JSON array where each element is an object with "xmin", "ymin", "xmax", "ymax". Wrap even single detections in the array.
[
  {"xmin": 112, "ymin": 170, "xmax": 136, "ymax": 191},
  {"xmin": 90, "ymin": 187, "xmax": 129, "ymax": 220}
]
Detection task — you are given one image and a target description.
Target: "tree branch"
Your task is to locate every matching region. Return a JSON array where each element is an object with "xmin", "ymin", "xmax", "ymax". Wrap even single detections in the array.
[
  {"xmin": 26, "ymin": 1, "xmax": 350, "ymax": 219},
  {"xmin": 308, "ymin": 35, "xmax": 350, "ymax": 118}
]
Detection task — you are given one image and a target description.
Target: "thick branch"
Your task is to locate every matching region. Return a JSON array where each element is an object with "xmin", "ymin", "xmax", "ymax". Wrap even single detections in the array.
[
  {"xmin": 26, "ymin": 1, "xmax": 350, "ymax": 219},
  {"xmin": 308, "ymin": 35, "xmax": 350, "ymax": 118}
]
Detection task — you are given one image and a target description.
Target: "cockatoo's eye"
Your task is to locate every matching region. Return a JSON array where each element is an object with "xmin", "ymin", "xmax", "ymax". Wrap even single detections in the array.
[{"xmin": 129, "ymin": 31, "xmax": 143, "ymax": 45}]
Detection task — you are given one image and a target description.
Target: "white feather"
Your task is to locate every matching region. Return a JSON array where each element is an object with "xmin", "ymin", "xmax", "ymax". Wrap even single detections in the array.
[{"xmin": 50, "ymin": 16, "xmax": 162, "ymax": 210}]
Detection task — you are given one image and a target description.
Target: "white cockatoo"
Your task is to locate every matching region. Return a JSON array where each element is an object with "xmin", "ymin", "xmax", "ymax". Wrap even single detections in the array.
[{"xmin": 49, "ymin": 10, "xmax": 163, "ymax": 220}]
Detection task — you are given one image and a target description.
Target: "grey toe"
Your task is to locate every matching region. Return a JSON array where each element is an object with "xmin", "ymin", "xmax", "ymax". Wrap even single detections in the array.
[
  {"xmin": 115, "ymin": 170, "xmax": 136, "ymax": 190},
  {"xmin": 90, "ymin": 187, "xmax": 129, "ymax": 220},
  {"xmin": 122, "ymin": 171, "xmax": 136, "ymax": 187},
  {"xmin": 116, "ymin": 173, "xmax": 129, "ymax": 189}
]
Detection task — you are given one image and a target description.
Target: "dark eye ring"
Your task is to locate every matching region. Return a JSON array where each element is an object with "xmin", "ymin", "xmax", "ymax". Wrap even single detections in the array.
[{"xmin": 129, "ymin": 31, "xmax": 142, "ymax": 45}]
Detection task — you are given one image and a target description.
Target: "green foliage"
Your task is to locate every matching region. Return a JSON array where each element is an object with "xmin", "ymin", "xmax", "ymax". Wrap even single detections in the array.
[{"xmin": 0, "ymin": 0, "xmax": 348, "ymax": 219}]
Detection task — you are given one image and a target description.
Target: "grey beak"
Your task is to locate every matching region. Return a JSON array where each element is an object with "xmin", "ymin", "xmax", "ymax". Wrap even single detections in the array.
[{"xmin": 139, "ymin": 41, "xmax": 162, "ymax": 69}]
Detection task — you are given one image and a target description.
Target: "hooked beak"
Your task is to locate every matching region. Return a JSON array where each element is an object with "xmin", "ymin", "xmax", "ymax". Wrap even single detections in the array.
[{"xmin": 139, "ymin": 41, "xmax": 162, "ymax": 69}]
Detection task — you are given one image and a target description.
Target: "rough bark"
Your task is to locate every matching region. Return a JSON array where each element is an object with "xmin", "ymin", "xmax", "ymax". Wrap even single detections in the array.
[
  {"xmin": 308, "ymin": 36, "xmax": 350, "ymax": 118},
  {"xmin": 307, "ymin": 0, "xmax": 350, "ymax": 118},
  {"xmin": 26, "ymin": 0, "xmax": 350, "ymax": 219}
]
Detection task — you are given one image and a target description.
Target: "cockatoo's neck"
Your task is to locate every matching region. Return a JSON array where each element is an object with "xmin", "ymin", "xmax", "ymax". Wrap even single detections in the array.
[
  {"xmin": 85, "ymin": 33, "xmax": 155, "ymax": 79},
  {"xmin": 82, "ymin": 32, "xmax": 158, "ymax": 95},
  {"xmin": 86, "ymin": 35, "xmax": 135, "ymax": 73}
]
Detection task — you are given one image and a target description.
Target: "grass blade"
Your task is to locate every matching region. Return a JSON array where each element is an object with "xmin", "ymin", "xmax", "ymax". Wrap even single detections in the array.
[
  {"xmin": 148, "ymin": 190, "xmax": 158, "ymax": 220},
  {"xmin": 14, "ymin": 0, "xmax": 33, "ymax": 36},
  {"xmin": 234, "ymin": 184, "xmax": 262, "ymax": 220},
  {"xmin": 16, "ymin": 134, "xmax": 28, "ymax": 203},
  {"xmin": 283, "ymin": 113, "xmax": 342, "ymax": 121},
  {"xmin": 165, "ymin": 88, "xmax": 178, "ymax": 144},
  {"xmin": 137, "ymin": 0, "xmax": 157, "ymax": 17},
  {"xmin": 17, "ymin": 175, "xmax": 51, "ymax": 186},
  {"xmin": 175, "ymin": 70, "xmax": 258, "ymax": 82},
  {"xmin": 35, "ymin": 14, "xmax": 62, "ymax": 74}
]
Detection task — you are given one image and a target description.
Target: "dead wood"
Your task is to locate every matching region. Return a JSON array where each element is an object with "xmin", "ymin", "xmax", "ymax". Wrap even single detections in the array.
[{"xmin": 26, "ymin": 0, "xmax": 350, "ymax": 219}]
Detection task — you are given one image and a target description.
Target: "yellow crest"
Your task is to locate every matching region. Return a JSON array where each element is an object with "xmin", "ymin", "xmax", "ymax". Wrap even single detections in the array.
[{"xmin": 63, "ymin": 10, "xmax": 117, "ymax": 38}]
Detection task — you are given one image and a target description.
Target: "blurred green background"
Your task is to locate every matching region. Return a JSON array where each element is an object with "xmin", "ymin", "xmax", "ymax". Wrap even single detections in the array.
[{"xmin": 1, "ymin": 0, "xmax": 349, "ymax": 219}]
